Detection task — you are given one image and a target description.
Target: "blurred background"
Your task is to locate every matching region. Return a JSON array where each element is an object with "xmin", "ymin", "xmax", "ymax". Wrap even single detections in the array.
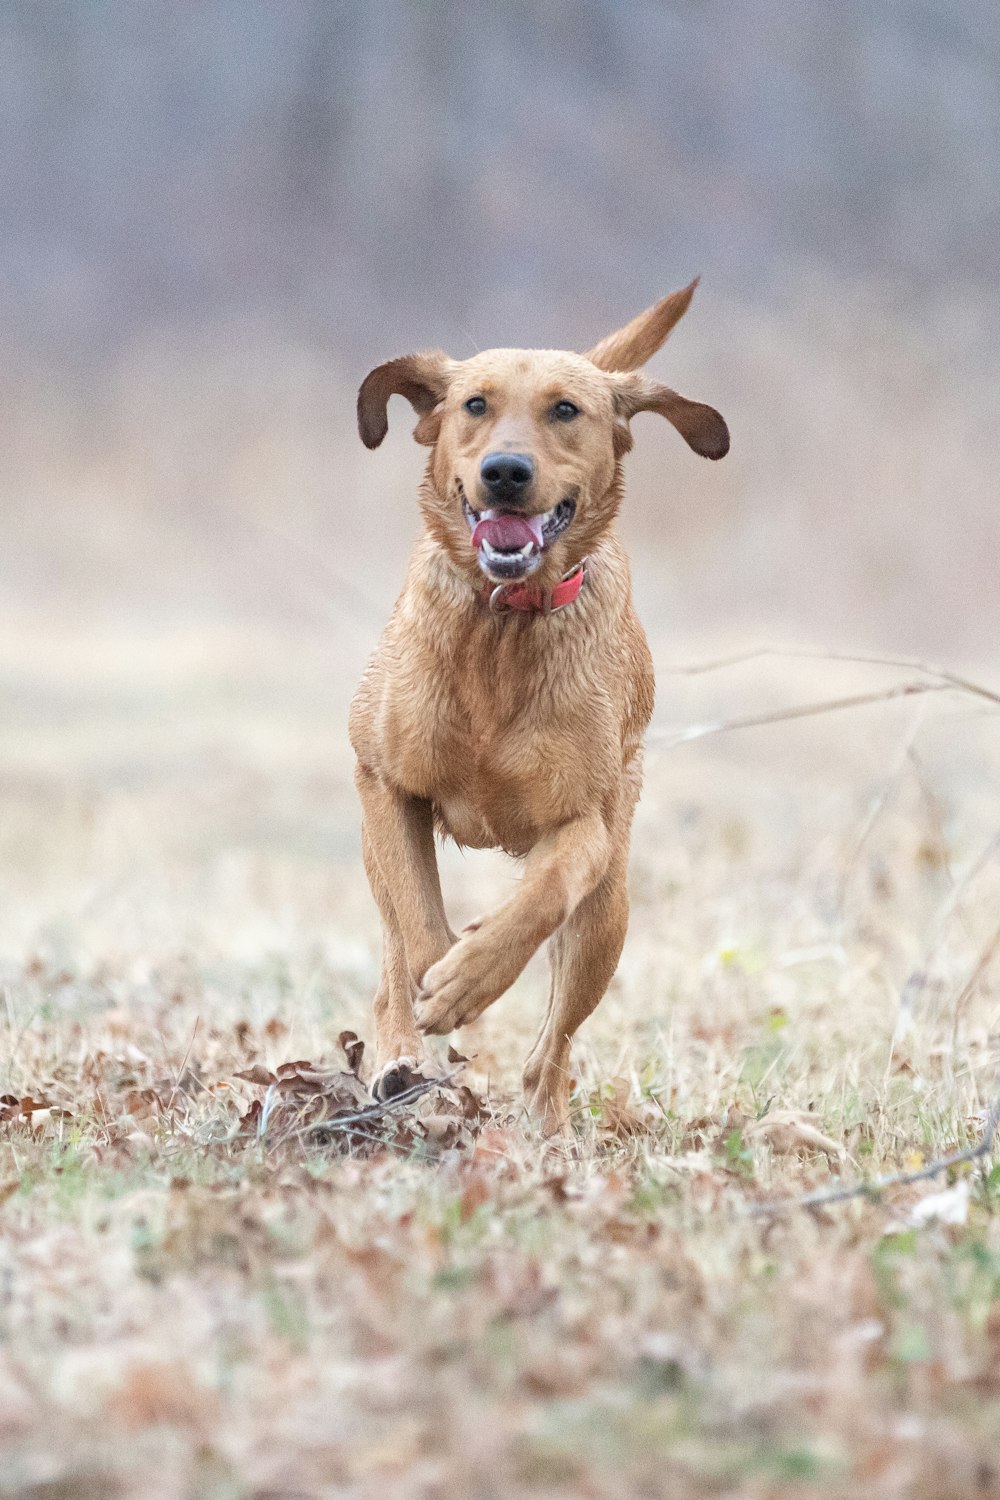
[
  {"xmin": 5, "ymin": 0, "xmax": 1000, "ymax": 655},
  {"xmin": 2, "ymin": 1, "xmax": 999, "ymax": 965},
  {"xmin": 6, "ymin": 13, "xmax": 1000, "ymax": 1490}
]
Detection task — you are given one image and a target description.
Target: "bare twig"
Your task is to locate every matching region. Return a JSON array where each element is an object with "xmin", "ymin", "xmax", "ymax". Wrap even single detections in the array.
[
  {"xmin": 897, "ymin": 830, "xmax": 1000, "ymax": 1041},
  {"xmin": 164, "ymin": 1016, "xmax": 201, "ymax": 1117},
  {"xmin": 906, "ymin": 745, "xmax": 958, "ymax": 895},
  {"xmin": 647, "ymin": 680, "xmax": 948, "ymax": 748},
  {"xmin": 927, "ymin": 832, "xmax": 1000, "ymax": 961},
  {"xmin": 749, "ymin": 922, "xmax": 1000, "ymax": 1217},
  {"xmin": 659, "ymin": 644, "xmax": 1000, "ymax": 710},
  {"xmin": 746, "ymin": 1083, "xmax": 1000, "ymax": 1217},
  {"xmin": 949, "ymin": 918, "xmax": 1000, "ymax": 1058},
  {"xmin": 837, "ymin": 701, "xmax": 928, "ymax": 914},
  {"xmin": 262, "ymin": 1067, "xmax": 466, "ymax": 1146}
]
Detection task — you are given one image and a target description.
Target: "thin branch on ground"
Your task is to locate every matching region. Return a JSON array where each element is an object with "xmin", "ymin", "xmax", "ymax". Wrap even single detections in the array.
[
  {"xmin": 749, "ymin": 925, "xmax": 1000, "ymax": 1217},
  {"xmin": 280, "ymin": 1067, "xmax": 466, "ymax": 1143},
  {"xmin": 745, "ymin": 1082, "xmax": 1000, "ymax": 1217}
]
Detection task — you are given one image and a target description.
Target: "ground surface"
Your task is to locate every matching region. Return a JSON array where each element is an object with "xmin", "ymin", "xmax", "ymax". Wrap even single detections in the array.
[{"xmin": 3, "ymin": 621, "xmax": 1000, "ymax": 1499}]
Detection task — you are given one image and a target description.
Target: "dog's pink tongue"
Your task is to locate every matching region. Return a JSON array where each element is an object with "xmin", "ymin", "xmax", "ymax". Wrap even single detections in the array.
[{"xmin": 471, "ymin": 510, "xmax": 543, "ymax": 552}]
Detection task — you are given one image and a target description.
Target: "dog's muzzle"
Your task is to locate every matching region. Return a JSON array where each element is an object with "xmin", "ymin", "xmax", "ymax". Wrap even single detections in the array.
[{"xmin": 463, "ymin": 495, "xmax": 577, "ymax": 583}]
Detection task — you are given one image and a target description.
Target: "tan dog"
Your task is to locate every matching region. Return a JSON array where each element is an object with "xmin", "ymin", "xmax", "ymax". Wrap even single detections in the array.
[{"xmin": 350, "ymin": 280, "xmax": 728, "ymax": 1134}]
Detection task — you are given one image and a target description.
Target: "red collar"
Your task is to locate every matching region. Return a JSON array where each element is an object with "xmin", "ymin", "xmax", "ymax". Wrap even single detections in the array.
[{"xmin": 480, "ymin": 560, "xmax": 587, "ymax": 615}]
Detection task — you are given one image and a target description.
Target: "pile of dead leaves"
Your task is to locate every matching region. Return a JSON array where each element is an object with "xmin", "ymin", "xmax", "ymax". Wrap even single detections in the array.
[{"xmin": 230, "ymin": 1032, "xmax": 491, "ymax": 1156}]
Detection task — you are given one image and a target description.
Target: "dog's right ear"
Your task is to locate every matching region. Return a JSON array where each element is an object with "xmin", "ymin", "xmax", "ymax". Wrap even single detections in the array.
[{"xmin": 357, "ymin": 351, "xmax": 452, "ymax": 449}]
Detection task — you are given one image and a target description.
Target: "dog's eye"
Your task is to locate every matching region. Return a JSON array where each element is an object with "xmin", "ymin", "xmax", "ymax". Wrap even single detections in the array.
[
  {"xmin": 464, "ymin": 396, "xmax": 487, "ymax": 417},
  {"xmin": 552, "ymin": 400, "xmax": 580, "ymax": 422}
]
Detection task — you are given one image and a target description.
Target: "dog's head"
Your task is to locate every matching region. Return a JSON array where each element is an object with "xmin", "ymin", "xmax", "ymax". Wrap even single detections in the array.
[{"xmin": 357, "ymin": 279, "xmax": 729, "ymax": 587}]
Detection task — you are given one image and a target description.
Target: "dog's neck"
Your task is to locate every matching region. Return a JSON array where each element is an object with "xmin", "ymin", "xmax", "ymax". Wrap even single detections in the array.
[{"xmin": 478, "ymin": 561, "xmax": 587, "ymax": 616}]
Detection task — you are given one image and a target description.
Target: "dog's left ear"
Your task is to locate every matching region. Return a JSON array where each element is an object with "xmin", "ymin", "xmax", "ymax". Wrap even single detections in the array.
[
  {"xmin": 357, "ymin": 351, "xmax": 452, "ymax": 449},
  {"xmin": 585, "ymin": 278, "xmax": 699, "ymax": 373},
  {"xmin": 611, "ymin": 372, "xmax": 730, "ymax": 460}
]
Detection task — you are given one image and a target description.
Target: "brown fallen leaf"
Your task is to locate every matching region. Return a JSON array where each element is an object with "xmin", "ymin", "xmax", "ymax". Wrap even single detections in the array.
[
  {"xmin": 599, "ymin": 1078, "xmax": 652, "ymax": 1139},
  {"xmin": 421, "ymin": 1113, "xmax": 463, "ymax": 1148},
  {"xmin": 432, "ymin": 1083, "xmax": 488, "ymax": 1123},
  {"xmin": 282, "ymin": 1069, "xmax": 369, "ymax": 1106},
  {"xmin": 275, "ymin": 1060, "xmax": 315, "ymax": 1079},
  {"xmin": 338, "ymin": 1030, "xmax": 365, "ymax": 1075},
  {"xmin": 749, "ymin": 1109, "xmax": 845, "ymax": 1160},
  {"xmin": 233, "ymin": 1065, "xmax": 276, "ymax": 1087}
]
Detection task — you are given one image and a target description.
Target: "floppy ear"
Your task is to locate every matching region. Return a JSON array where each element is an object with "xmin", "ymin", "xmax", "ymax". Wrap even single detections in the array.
[
  {"xmin": 357, "ymin": 351, "xmax": 451, "ymax": 449},
  {"xmin": 612, "ymin": 372, "xmax": 729, "ymax": 460},
  {"xmin": 585, "ymin": 278, "xmax": 699, "ymax": 372}
]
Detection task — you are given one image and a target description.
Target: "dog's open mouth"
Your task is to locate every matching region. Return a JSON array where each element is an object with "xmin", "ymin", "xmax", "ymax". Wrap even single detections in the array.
[{"xmin": 462, "ymin": 494, "xmax": 577, "ymax": 582}]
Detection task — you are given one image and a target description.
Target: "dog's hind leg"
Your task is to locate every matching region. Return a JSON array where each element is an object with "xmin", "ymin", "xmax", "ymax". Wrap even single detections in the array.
[{"xmin": 521, "ymin": 849, "xmax": 630, "ymax": 1137}]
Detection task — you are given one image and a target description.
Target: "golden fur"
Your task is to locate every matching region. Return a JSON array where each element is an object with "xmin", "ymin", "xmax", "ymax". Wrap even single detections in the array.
[{"xmin": 350, "ymin": 280, "xmax": 728, "ymax": 1134}]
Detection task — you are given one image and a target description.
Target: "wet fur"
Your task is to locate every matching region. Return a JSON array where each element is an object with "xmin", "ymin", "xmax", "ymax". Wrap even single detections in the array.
[{"xmin": 350, "ymin": 280, "xmax": 728, "ymax": 1135}]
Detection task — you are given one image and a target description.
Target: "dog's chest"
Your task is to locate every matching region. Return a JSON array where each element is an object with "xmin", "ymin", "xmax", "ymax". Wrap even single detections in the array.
[
  {"xmin": 382, "ymin": 632, "xmax": 613, "ymax": 851},
  {"xmin": 432, "ymin": 715, "xmax": 557, "ymax": 852}
]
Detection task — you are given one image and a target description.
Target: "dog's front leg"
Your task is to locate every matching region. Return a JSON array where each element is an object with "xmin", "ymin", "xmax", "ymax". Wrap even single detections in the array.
[
  {"xmin": 356, "ymin": 763, "xmax": 455, "ymax": 981},
  {"xmin": 414, "ymin": 811, "xmax": 612, "ymax": 1036},
  {"xmin": 356, "ymin": 764, "xmax": 455, "ymax": 1097}
]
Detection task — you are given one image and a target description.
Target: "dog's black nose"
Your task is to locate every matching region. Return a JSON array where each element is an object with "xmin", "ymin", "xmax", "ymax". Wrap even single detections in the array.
[{"xmin": 480, "ymin": 452, "xmax": 534, "ymax": 497}]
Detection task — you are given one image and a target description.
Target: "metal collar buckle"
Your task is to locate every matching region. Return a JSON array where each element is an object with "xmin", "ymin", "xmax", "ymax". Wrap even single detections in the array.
[{"xmin": 487, "ymin": 557, "xmax": 588, "ymax": 616}]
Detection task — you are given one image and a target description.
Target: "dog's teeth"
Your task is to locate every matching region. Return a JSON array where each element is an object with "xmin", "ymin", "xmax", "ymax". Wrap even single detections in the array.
[{"xmin": 481, "ymin": 539, "xmax": 534, "ymax": 563}]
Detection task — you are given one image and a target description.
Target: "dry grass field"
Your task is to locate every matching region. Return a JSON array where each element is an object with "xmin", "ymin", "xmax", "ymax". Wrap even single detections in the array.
[
  {"xmin": 5, "ymin": 8, "xmax": 1000, "ymax": 1496},
  {"xmin": 4, "ymin": 612, "xmax": 1000, "ymax": 1500}
]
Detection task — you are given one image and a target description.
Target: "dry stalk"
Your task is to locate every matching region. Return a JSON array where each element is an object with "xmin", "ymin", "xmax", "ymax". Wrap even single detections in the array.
[
  {"xmin": 660, "ymin": 643, "xmax": 1000, "ymax": 710},
  {"xmin": 746, "ymin": 1083, "xmax": 1000, "ymax": 1217},
  {"xmin": 263, "ymin": 1067, "xmax": 466, "ymax": 1148},
  {"xmin": 749, "ymin": 924, "xmax": 1000, "ymax": 1218},
  {"xmin": 837, "ymin": 701, "xmax": 927, "ymax": 914},
  {"xmin": 949, "ymin": 918, "xmax": 1000, "ymax": 1057},
  {"xmin": 164, "ymin": 1015, "xmax": 201, "ymax": 1117},
  {"xmin": 649, "ymin": 643, "xmax": 1000, "ymax": 747},
  {"xmin": 898, "ymin": 828, "xmax": 1000, "ymax": 1037},
  {"xmin": 647, "ymin": 645, "xmax": 1000, "ymax": 1217},
  {"xmin": 647, "ymin": 681, "xmax": 949, "ymax": 749}
]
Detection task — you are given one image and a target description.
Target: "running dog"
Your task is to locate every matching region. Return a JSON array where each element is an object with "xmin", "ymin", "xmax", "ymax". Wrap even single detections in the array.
[{"xmin": 350, "ymin": 280, "xmax": 729, "ymax": 1134}]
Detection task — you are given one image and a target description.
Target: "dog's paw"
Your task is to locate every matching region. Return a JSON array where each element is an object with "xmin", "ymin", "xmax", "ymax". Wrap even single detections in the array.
[
  {"xmin": 370, "ymin": 1055, "xmax": 425, "ymax": 1102},
  {"xmin": 414, "ymin": 927, "xmax": 518, "ymax": 1035}
]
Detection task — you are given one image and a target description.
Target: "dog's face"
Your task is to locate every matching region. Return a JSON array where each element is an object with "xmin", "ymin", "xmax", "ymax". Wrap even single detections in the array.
[
  {"xmin": 426, "ymin": 347, "xmax": 628, "ymax": 586},
  {"xmin": 358, "ymin": 280, "xmax": 729, "ymax": 587}
]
